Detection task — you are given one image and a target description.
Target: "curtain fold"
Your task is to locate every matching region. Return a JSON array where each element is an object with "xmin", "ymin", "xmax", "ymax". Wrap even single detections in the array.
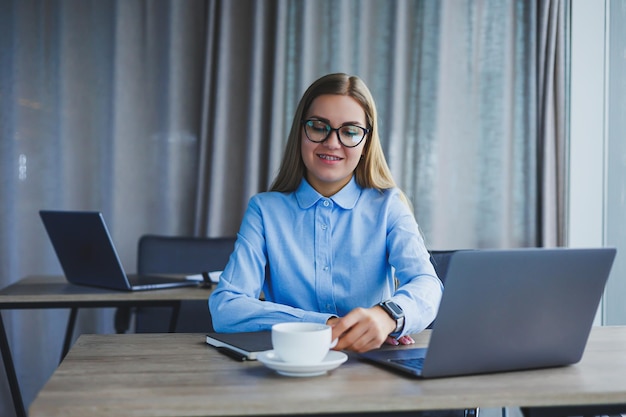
[
  {"xmin": 537, "ymin": 0, "xmax": 569, "ymax": 247},
  {"xmin": 195, "ymin": 0, "xmax": 282, "ymax": 236}
]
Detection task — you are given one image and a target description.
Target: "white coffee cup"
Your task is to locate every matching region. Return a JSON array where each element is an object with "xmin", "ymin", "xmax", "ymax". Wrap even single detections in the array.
[{"xmin": 271, "ymin": 322, "xmax": 338, "ymax": 366}]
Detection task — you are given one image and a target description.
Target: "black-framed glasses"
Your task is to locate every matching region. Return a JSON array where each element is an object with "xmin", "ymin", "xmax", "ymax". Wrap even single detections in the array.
[{"xmin": 301, "ymin": 119, "xmax": 370, "ymax": 148}]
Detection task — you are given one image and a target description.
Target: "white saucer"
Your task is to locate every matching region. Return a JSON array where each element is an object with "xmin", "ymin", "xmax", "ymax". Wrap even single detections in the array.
[{"xmin": 257, "ymin": 350, "xmax": 348, "ymax": 377}]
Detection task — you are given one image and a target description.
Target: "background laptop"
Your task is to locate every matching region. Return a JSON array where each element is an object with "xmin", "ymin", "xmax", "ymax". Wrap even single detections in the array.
[
  {"xmin": 40, "ymin": 210, "xmax": 199, "ymax": 291},
  {"xmin": 360, "ymin": 247, "xmax": 616, "ymax": 378}
]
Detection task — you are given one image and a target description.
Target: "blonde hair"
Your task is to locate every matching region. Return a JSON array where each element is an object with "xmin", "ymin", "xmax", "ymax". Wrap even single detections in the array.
[{"xmin": 270, "ymin": 73, "xmax": 399, "ymax": 193}]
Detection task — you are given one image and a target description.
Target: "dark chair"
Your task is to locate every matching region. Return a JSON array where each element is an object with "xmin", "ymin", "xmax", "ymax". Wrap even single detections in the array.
[
  {"xmin": 116, "ymin": 235, "xmax": 236, "ymax": 333},
  {"xmin": 429, "ymin": 250, "xmax": 459, "ymax": 284},
  {"xmin": 427, "ymin": 250, "xmax": 464, "ymax": 329}
]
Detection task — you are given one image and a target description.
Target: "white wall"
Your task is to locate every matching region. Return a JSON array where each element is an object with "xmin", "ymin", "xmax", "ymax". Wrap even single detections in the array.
[
  {"xmin": 570, "ymin": 0, "xmax": 626, "ymax": 325},
  {"xmin": 603, "ymin": 0, "xmax": 626, "ymax": 325},
  {"xmin": 568, "ymin": 0, "xmax": 607, "ymax": 250},
  {"xmin": 569, "ymin": 0, "xmax": 611, "ymax": 325}
]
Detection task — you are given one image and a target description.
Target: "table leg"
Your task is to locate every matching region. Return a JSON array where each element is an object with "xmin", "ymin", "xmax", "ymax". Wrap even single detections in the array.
[
  {"xmin": 168, "ymin": 302, "xmax": 181, "ymax": 333},
  {"xmin": 0, "ymin": 312, "xmax": 27, "ymax": 417},
  {"xmin": 60, "ymin": 307, "xmax": 78, "ymax": 363},
  {"xmin": 113, "ymin": 307, "xmax": 132, "ymax": 333}
]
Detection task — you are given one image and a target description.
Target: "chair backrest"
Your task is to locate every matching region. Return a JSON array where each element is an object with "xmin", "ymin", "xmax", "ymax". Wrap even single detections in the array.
[
  {"xmin": 429, "ymin": 250, "xmax": 459, "ymax": 285},
  {"xmin": 137, "ymin": 235, "xmax": 236, "ymax": 275},
  {"xmin": 135, "ymin": 234, "xmax": 236, "ymax": 333},
  {"xmin": 427, "ymin": 250, "xmax": 460, "ymax": 329}
]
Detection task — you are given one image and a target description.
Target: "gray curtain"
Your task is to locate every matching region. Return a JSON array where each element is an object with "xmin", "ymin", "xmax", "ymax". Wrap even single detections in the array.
[
  {"xmin": 0, "ymin": 0, "xmax": 568, "ymax": 416},
  {"xmin": 195, "ymin": 0, "xmax": 569, "ymax": 249},
  {"xmin": 0, "ymin": 0, "xmax": 207, "ymax": 413}
]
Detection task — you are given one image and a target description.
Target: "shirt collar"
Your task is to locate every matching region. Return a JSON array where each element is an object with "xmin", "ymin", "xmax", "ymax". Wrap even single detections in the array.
[{"xmin": 295, "ymin": 176, "xmax": 361, "ymax": 210}]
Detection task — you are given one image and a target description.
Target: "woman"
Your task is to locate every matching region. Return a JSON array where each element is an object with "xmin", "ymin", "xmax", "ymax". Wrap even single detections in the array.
[{"xmin": 209, "ymin": 73, "xmax": 442, "ymax": 353}]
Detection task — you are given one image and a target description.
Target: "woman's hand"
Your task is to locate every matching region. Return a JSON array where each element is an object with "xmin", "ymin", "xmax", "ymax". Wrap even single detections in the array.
[{"xmin": 328, "ymin": 306, "xmax": 399, "ymax": 353}]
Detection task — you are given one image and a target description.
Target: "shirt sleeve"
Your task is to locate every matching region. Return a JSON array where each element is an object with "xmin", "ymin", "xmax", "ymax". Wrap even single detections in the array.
[
  {"xmin": 208, "ymin": 196, "xmax": 332, "ymax": 332},
  {"xmin": 385, "ymin": 192, "xmax": 444, "ymax": 336}
]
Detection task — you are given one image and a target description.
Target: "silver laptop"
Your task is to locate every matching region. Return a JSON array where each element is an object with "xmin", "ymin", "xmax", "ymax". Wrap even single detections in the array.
[
  {"xmin": 360, "ymin": 247, "xmax": 616, "ymax": 378},
  {"xmin": 39, "ymin": 210, "xmax": 199, "ymax": 291}
]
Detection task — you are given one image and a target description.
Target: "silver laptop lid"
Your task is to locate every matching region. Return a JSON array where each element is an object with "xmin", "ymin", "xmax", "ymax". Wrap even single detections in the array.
[{"xmin": 422, "ymin": 247, "xmax": 616, "ymax": 377}]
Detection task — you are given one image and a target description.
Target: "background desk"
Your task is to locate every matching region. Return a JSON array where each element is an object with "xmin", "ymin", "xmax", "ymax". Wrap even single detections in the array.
[
  {"xmin": 29, "ymin": 326, "xmax": 626, "ymax": 417},
  {"xmin": 0, "ymin": 275, "xmax": 213, "ymax": 417}
]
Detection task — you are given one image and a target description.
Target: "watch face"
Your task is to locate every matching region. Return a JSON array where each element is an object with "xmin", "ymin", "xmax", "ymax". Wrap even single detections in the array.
[{"xmin": 386, "ymin": 301, "xmax": 403, "ymax": 316}]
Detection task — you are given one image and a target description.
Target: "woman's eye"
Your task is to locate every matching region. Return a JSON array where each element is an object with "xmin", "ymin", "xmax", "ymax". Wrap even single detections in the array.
[
  {"xmin": 341, "ymin": 126, "xmax": 361, "ymax": 137},
  {"xmin": 309, "ymin": 121, "xmax": 329, "ymax": 132}
]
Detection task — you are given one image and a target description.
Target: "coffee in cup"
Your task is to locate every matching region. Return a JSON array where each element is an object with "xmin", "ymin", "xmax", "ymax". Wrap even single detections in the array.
[{"xmin": 271, "ymin": 322, "xmax": 337, "ymax": 365}]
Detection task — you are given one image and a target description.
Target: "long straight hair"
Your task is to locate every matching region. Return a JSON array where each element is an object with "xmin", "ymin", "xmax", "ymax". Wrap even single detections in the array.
[{"xmin": 270, "ymin": 73, "xmax": 398, "ymax": 194}]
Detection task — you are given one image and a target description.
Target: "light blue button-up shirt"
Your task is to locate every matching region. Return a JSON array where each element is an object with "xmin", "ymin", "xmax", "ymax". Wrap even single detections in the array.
[{"xmin": 209, "ymin": 177, "xmax": 443, "ymax": 336}]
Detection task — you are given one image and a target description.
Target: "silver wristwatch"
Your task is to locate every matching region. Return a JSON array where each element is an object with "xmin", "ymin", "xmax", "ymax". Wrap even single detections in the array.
[{"xmin": 377, "ymin": 300, "xmax": 405, "ymax": 335}]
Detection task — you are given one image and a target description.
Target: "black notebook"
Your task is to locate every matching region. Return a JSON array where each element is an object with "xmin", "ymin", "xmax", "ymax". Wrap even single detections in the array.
[{"xmin": 205, "ymin": 331, "xmax": 272, "ymax": 360}]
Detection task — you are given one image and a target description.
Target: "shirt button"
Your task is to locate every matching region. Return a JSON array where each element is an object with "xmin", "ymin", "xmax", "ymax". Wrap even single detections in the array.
[
  {"xmin": 321, "ymin": 224, "xmax": 327, "ymax": 230},
  {"xmin": 323, "ymin": 200, "xmax": 329, "ymax": 207},
  {"xmin": 323, "ymin": 266, "xmax": 329, "ymax": 271}
]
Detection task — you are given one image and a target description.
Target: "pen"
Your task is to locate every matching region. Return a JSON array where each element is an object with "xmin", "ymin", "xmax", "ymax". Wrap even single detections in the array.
[{"xmin": 216, "ymin": 346, "xmax": 247, "ymax": 362}]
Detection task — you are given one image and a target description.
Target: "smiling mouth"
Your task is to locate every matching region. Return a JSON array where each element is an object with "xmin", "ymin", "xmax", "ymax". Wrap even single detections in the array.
[{"xmin": 318, "ymin": 154, "xmax": 342, "ymax": 161}]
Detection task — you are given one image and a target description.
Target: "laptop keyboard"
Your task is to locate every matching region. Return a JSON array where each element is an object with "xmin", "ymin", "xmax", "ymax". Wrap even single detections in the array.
[{"xmin": 390, "ymin": 357, "xmax": 425, "ymax": 371}]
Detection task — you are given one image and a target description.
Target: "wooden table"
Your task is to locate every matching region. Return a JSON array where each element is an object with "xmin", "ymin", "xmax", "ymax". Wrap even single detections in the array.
[
  {"xmin": 0, "ymin": 275, "xmax": 213, "ymax": 417},
  {"xmin": 29, "ymin": 326, "xmax": 626, "ymax": 417}
]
